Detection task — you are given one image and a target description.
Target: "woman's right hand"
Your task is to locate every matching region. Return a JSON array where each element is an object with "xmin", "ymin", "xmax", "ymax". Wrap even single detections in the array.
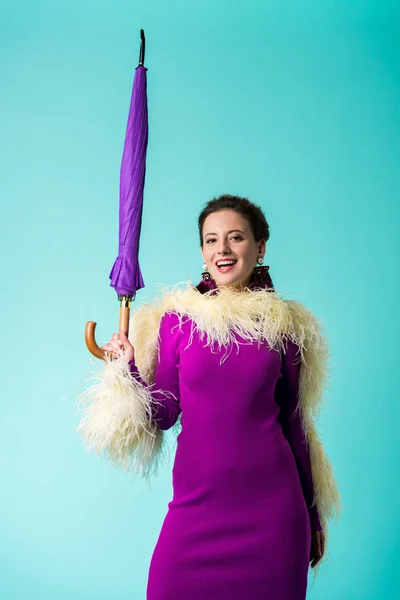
[{"xmin": 101, "ymin": 329, "xmax": 135, "ymax": 363}]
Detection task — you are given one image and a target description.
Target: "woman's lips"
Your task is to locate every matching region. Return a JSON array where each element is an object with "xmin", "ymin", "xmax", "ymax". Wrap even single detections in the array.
[{"xmin": 216, "ymin": 262, "xmax": 237, "ymax": 273}]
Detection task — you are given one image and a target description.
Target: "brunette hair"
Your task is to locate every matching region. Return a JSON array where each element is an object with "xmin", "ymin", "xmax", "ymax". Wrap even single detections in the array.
[{"xmin": 198, "ymin": 194, "xmax": 270, "ymax": 247}]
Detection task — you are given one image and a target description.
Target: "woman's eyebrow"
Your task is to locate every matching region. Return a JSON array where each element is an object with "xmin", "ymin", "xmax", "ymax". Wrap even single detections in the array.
[{"xmin": 205, "ymin": 229, "xmax": 245, "ymax": 236}]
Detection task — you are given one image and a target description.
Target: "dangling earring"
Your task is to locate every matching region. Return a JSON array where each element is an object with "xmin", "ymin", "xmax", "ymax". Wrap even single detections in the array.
[
  {"xmin": 197, "ymin": 261, "xmax": 218, "ymax": 293},
  {"xmin": 201, "ymin": 262, "xmax": 211, "ymax": 281},
  {"xmin": 250, "ymin": 255, "xmax": 274, "ymax": 291}
]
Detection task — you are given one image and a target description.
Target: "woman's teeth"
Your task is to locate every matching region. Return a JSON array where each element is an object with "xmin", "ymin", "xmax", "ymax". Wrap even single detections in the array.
[{"xmin": 216, "ymin": 261, "xmax": 237, "ymax": 273}]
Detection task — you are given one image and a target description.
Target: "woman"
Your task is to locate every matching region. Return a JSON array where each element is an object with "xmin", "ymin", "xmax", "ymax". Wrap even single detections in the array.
[{"xmin": 79, "ymin": 194, "xmax": 340, "ymax": 600}]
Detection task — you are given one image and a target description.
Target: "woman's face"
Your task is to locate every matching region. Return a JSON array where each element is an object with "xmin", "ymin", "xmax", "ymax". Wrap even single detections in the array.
[{"xmin": 201, "ymin": 210, "xmax": 265, "ymax": 290}]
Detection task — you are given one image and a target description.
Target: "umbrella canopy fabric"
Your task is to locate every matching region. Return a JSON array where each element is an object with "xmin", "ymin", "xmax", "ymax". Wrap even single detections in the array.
[{"xmin": 109, "ymin": 64, "xmax": 148, "ymax": 297}]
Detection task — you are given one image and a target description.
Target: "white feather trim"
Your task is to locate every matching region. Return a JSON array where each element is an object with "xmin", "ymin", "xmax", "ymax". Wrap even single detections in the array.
[{"xmin": 77, "ymin": 352, "xmax": 171, "ymax": 483}]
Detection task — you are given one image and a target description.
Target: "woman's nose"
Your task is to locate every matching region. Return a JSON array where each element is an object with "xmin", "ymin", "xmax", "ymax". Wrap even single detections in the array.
[{"xmin": 217, "ymin": 241, "xmax": 231, "ymax": 255}]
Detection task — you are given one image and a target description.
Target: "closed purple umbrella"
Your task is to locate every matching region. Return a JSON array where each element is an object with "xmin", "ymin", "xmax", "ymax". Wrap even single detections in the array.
[{"xmin": 85, "ymin": 30, "xmax": 148, "ymax": 359}]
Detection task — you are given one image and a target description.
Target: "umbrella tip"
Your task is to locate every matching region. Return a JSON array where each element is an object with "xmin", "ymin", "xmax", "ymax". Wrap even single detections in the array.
[{"xmin": 139, "ymin": 29, "xmax": 146, "ymax": 66}]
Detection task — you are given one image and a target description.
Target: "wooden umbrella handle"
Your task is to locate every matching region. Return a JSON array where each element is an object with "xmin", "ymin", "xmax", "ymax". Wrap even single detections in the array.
[
  {"xmin": 85, "ymin": 296, "xmax": 132, "ymax": 360},
  {"xmin": 85, "ymin": 321, "xmax": 106, "ymax": 359}
]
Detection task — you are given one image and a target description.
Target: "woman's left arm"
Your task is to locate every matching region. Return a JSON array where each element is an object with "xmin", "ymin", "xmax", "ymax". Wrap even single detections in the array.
[{"xmin": 275, "ymin": 339, "xmax": 322, "ymax": 533}]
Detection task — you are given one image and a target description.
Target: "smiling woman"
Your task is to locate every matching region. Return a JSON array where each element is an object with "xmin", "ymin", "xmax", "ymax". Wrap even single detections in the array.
[{"xmin": 80, "ymin": 193, "xmax": 340, "ymax": 600}]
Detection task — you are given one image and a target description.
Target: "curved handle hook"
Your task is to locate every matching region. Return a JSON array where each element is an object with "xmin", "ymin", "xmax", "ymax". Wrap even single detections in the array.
[
  {"xmin": 85, "ymin": 321, "xmax": 106, "ymax": 360},
  {"xmin": 85, "ymin": 299, "xmax": 131, "ymax": 361},
  {"xmin": 138, "ymin": 28, "xmax": 146, "ymax": 66}
]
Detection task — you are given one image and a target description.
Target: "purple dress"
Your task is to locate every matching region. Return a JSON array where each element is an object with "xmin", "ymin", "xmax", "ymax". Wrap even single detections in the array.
[{"xmin": 129, "ymin": 310, "xmax": 321, "ymax": 600}]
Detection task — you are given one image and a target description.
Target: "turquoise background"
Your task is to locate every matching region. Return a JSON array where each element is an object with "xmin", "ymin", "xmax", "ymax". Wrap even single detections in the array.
[{"xmin": 0, "ymin": 1, "xmax": 399, "ymax": 598}]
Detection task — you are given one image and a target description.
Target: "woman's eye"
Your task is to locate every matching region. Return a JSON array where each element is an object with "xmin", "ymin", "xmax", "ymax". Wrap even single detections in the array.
[{"xmin": 206, "ymin": 236, "xmax": 242, "ymax": 244}]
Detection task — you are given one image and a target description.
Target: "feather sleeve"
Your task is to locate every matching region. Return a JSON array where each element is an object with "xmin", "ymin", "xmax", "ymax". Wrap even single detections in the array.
[
  {"xmin": 77, "ymin": 310, "xmax": 181, "ymax": 482},
  {"xmin": 284, "ymin": 300, "xmax": 341, "ymax": 570}
]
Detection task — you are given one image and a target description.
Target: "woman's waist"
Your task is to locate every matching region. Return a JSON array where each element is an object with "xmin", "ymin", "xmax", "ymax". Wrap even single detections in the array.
[{"xmin": 172, "ymin": 423, "xmax": 297, "ymax": 487}]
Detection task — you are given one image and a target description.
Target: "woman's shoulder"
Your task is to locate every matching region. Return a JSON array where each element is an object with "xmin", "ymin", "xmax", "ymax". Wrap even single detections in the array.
[
  {"xmin": 282, "ymin": 297, "xmax": 326, "ymax": 335},
  {"xmin": 128, "ymin": 283, "xmax": 195, "ymax": 343}
]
